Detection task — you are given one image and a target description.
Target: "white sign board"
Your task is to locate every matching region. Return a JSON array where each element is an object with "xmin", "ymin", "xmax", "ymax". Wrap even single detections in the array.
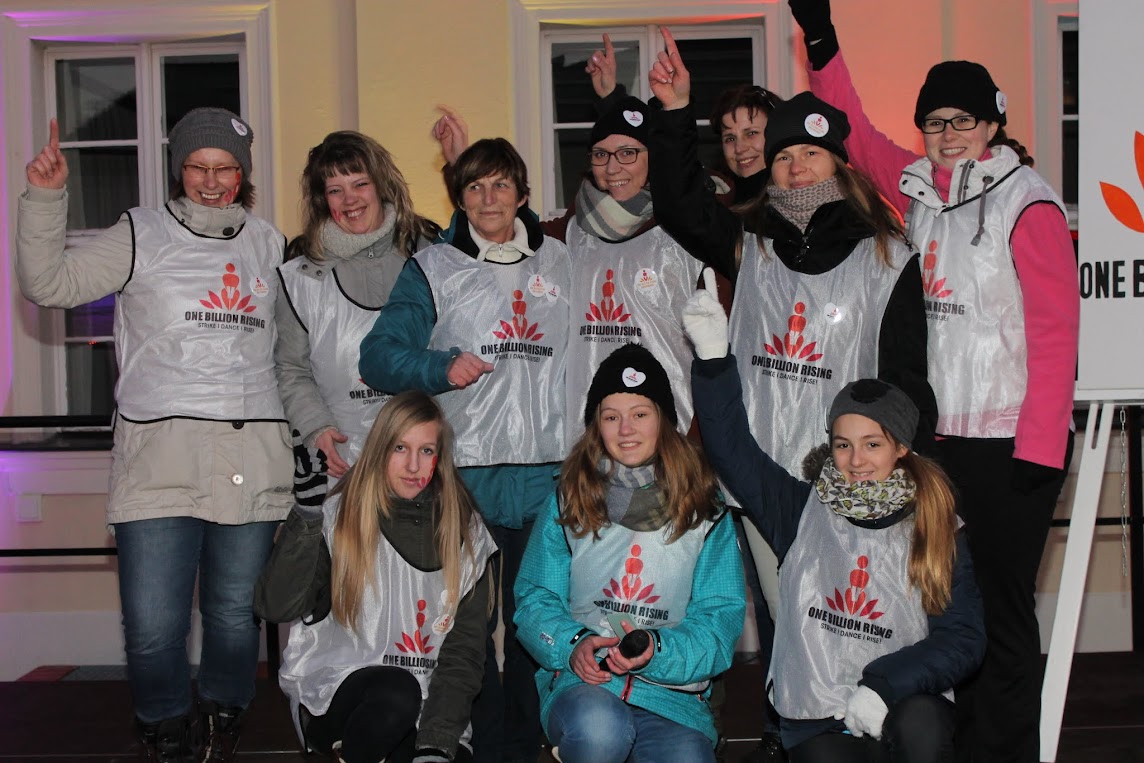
[{"xmin": 1076, "ymin": 0, "xmax": 1144, "ymax": 401}]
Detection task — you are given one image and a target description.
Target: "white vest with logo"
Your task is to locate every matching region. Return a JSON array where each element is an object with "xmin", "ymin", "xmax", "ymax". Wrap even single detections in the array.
[
  {"xmin": 279, "ymin": 495, "xmax": 497, "ymax": 741},
  {"xmin": 566, "ymin": 220, "xmax": 703, "ymax": 442},
  {"xmin": 115, "ymin": 206, "xmax": 284, "ymax": 422},
  {"xmin": 769, "ymin": 497, "xmax": 934, "ymax": 718},
  {"xmin": 416, "ymin": 238, "xmax": 571, "ymax": 467},
  {"xmin": 901, "ymin": 148, "xmax": 1067, "ymax": 439},
  {"xmin": 278, "ymin": 259, "xmax": 389, "ymax": 463},
  {"xmin": 566, "ymin": 509, "xmax": 718, "ymax": 692},
  {"xmin": 728, "ymin": 236, "xmax": 908, "ymax": 481}
]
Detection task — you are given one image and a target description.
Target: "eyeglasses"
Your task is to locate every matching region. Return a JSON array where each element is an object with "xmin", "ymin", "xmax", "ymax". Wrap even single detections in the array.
[
  {"xmin": 920, "ymin": 115, "xmax": 980, "ymax": 134},
  {"xmin": 182, "ymin": 164, "xmax": 241, "ymax": 181},
  {"xmin": 588, "ymin": 147, "xmax": 647, "ymax": 166}
]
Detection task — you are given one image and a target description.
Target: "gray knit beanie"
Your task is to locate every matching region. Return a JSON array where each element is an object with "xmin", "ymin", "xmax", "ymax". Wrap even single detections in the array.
[
  {"xmin": 168, "ymin": 107, "xmax": 254, "ymax": 182},
  {"xmin": 828, "ymin": 379, "xmax": 918, "ymax": 451}
]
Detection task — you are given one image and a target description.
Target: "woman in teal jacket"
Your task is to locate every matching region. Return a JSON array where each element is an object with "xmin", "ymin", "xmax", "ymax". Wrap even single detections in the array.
[{"xmin": 514, "ymin": 344, "xmax": 745, "ymax": 763}]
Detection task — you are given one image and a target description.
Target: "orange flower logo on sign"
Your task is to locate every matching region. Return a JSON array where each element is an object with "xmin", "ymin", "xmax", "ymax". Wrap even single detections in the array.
[{"xmin": 1100, "ymin": 132, "xmax": 1144, "ymax": 232}]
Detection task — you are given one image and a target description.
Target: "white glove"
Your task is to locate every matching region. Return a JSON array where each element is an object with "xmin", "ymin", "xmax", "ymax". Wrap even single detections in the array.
[
  {"xmin": 836, "ymin": 685, "xmax": 888, "ymax": 739},
  {"xmin": 681, "ymin": 267, "xmax": 729, "ymax": 360}
]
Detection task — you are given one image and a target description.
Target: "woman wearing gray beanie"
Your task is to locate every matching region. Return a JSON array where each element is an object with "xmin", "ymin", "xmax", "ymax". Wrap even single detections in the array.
[
  {"xmin": 789, "ymin": 2, "xmax": 1079, "ymax": 759},
  {"xmin": 18, "ymin": 107, "xmax": 291, "ymax": 762}
]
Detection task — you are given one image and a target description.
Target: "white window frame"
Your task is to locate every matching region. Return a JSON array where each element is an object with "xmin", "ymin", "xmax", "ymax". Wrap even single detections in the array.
[
  {"xmin": 541, "ymin": 23, "xmax": 765, "ymax": 217},
  {"xmin": 1032, "ymin": 0, "xmax": 1079, "ymax": 227},
  {"xmin": 1, "ymin": 2, "xmax": 274, "ymax": 421},
  {"xmin": 510, "ymin": 0, "xmax": 794, "ymax": 215}
]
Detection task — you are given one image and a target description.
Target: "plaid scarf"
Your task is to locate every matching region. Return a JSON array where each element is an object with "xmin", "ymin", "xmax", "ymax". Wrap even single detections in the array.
[
  {"xmin": 601, "ymin": 460, "xmax": 671, "ymax": 531},
  {"xmin": 814, "ymin": 458, "xmax": 916, "ymax": 521},
  {"xmin": 574, "ymin": 179, "xmax": 654, "ymax": 243}
]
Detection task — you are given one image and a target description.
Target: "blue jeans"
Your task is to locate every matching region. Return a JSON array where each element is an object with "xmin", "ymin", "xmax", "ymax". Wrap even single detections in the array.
[
  {"xmin": 546, "ymin": 684, "xmax": 715, "ymax": 763},
  {"xmin": 115, "ymin": 516, "xmax": 278, "ymax": 723}
]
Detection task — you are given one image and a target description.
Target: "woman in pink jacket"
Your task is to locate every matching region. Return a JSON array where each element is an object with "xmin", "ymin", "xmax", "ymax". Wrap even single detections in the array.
[{"xmin": 788, "ymin": 2, "xmax": 1079, "ymax": 761}]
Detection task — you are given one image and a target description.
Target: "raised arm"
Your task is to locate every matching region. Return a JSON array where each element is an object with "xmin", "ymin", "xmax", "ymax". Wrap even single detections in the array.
[
  {"xmin": 17, "ymin": 118, "xmax": 133, "ymax": 308},
  {"xmin": 646, "ymin": 27, "xmax": 740, "ymax": 280}
]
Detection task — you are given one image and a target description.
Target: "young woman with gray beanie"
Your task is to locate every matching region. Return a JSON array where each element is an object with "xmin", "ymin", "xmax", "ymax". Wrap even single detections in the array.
[
  {"xmin": 18, "ymin": 107, "xmax": 291, "ymax": 761},
  {"xmin": 685, "ymin": 274, "xmax": 984, "ymax": 760},
  {"xmin": 789, "ymin": 2, "xmax": 1079, "ymax": 759}
]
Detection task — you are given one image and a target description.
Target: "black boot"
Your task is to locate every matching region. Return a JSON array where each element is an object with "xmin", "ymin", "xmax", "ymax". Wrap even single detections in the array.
[
  {"xmin": 138, "ymin": 715, "xmax": 194, "ymax": 763},
  {"xmin": 197, "ymin": 700, "xmax": 243, "ymax": 762}
]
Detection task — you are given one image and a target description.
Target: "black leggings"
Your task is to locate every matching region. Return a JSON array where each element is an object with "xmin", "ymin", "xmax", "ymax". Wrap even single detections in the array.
[
  {"xmin": 788, "ymin": 695, "xmax": 955, "ymax": 763},
  {"xmin": 304, "ymin": 666, "xmax": 473, "ymax": 763}
]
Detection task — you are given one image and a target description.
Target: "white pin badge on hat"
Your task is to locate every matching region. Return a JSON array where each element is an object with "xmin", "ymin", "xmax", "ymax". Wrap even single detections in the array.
[
  {"xmin": 804, "ymin": 113, "xmax": 829, "ymax": 138},
  {"xmin": 622, "ymin": 368, "xmax": 646, "ymax": 387}
]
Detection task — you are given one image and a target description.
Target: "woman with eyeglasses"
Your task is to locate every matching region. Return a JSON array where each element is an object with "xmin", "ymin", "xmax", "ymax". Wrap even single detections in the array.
[
  {"xmin": 18, "ymin": 107, "xmax": 291, "ymax": 761},
  {"xmin": 275, "ymin": 132, "xmax": 440, "ymax": 486},
  {"xmin": 787, "ymin": 4, "xmax": 1079, "ymax": 761}
]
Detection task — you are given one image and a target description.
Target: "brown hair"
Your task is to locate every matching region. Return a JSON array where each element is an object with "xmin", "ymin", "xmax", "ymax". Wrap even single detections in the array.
[
  {"xmin": 292, "ymin": 131, "xmax": 439, "ymax": 262},
  {"xmin": 738, "ymin": 156, "xmax": 908, "ymax": 270},
  {"xmin": 709, "ymin": 85, "xmax": 781, "ymax": 137},
  {"xmin": 330, "ymin": 390, "xmax": 480, "ymax": 632},
  {"xmin": 988, "ymin": 127, "xmax": 1035, "ymax": 167},
  {"xmin": 448, "ymin": 138, "xmax": 530, "ymax": 209},
  {"xmin": 558, "ymin": 404, "xmax": 719, "ymax": 543}
]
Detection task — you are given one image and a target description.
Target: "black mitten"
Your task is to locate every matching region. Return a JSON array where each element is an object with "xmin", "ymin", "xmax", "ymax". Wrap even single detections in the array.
[
  {"xmin": 789, "ymin": 0, "xmax": 839, "ymax": 69},
  {"xmin": 1011, "ymin": 457, "xmax": 1064, "ymax": 495}
]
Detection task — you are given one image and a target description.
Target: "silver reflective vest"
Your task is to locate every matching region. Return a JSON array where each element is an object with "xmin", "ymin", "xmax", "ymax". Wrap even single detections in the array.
[
  {"xmin": 416, "ymin": 238, "xmax": 571, "ymax": 467},
  {"xmin": 115, "ymin": 206, "xmax": 284, "ymax": 422},
  {"xmin": 565, "ymin": 220, "xmax": 703, "ymax": 443},
  {"xmin": 769, "ymin": 496, "xmax": 932, "ymax": 719},
  {"xmin": 278, "ymin": 258, "xmax": 388, "ymax": 463},
  {"xmin": 566, "ymin": 511, "xmax": 716, "ymax": 692},
  {"xmin": 901, "ymin": 147, "xmax": 1066, "ymax": 439},
  {"xmin": 279, "ymin": 495, "xmax": 497, "ymax": 742},
  {"xmin": 727, "ymin": 235, "xmax": 909, "ymax": 482}
]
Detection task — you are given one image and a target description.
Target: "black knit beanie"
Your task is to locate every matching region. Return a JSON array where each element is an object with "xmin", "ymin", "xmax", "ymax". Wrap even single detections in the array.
[
  {"xmin": 583, "ymin": 344, "xmax": 677, "ymax": 426},
  {"xmin": 763, "ymin": 91, "xmax": 850, "ymax": 167},
  {"xmin": 828, "ymin": 379, "xmax": 919, "ymax": 451},
  {"xmin": 590, "ymin": 96, "xmax": 650, "ymax": 147},
  {"xmin": 913, "ymin": 61, "xmax": 1007, "ymax": 128},
  {"xmin": 168, "ymin": 107, "xmax": 254, "ymax": 182}
]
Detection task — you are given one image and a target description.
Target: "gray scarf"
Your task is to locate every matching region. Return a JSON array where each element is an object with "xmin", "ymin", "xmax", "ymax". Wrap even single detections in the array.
[
  {"xmin": 599, "ymin": 460, "xmax": 667, "ymax": 530},
  {"xmin": 767, "ymin": 176, "xmax": 844, "ymax": 232},
  {"xmin": 574, "ymin": 179, "xmax": 653, "ymax": 243},
  {"xmin": 318, "ymin": 202, "xmax": 397, "ymax": 261}
]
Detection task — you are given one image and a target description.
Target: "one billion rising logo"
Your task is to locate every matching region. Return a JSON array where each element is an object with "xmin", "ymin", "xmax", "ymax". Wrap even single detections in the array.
[
  {"xmin": 1100, "ymin": 131, "xmax": 1144, "ymax": 233},
  {"xmin": 825, "ymin": 555, "xmax": 884, "ymax": 621},
  {"xmin": 602, "ymin": 544, "xmax": 660, "ymax": 604},
  {"xmin": 395, "ymin": 599, "xmax": 435, "ymax": 654},
  {"xmin": 200, "ymin": 263, "xmax": 257, "ymax": 313},
  {"xmin": 763, "ymin": 302, "xmax": 822, "ymax": 362},
  {"xmin": 586, "ymin": 269, "xmax": 631, "ymax": 323},
  {"xmin": 493, "ymin": 290, "xmax": 544, "ymax": 341}
]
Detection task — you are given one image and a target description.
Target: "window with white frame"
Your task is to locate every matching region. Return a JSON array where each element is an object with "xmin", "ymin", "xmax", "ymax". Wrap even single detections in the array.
[
  {"xmin": 541, "ymin": 23, "xmax": 765, "ymax": 217},
  {"xmin": 1060, "ymin": 18, "xmax": 1078, "ymax": 208},
  {"xmin": 47, "ymin": 41, "xmax": 245, "ymax": 418}
]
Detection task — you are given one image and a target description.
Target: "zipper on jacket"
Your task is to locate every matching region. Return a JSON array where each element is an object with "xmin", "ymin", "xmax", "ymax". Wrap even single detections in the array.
[
  {"xmin": 620, "ymin": 674, "xmax": 634, "ymax": 702},
  {"xmin": 797, "ymin": 224, "xmax": 814, "ymax": 267},
  {"xmin": 956, "ymin": 160, "xmax": 975, "ymax": 205}
]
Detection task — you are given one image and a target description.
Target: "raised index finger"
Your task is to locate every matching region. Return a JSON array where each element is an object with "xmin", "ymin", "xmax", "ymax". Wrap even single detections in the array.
[
  {"xmin": 659, "ymin": 26, "xmax": 679, "ymax": 59},
  {"xmin": 603, "ymin": 32, "xmax": 614, "ymax": 58},
  {"xmin": 49, "ymin": 118, "xmax": 60, "ymax": 150},
  {"xmin": 701, "ymin": 266, "xmax": 717, "ymax": 295}
]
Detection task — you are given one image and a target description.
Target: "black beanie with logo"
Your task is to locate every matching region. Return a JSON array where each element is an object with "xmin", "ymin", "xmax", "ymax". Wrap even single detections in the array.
[
  {"xmin": 590, "ymin": 96, "xmax": 651, "ymax": 147},
  {"xmin": 583, "ymin": 343, "xmax": 677, "ymax": 427},
  {"xmin": 913, "ymin": 60, "xmax": 1007, "ymax": 128},
  {"xmin": 763, "ymin": 91, "xmax": 850, "ymax": 167}
]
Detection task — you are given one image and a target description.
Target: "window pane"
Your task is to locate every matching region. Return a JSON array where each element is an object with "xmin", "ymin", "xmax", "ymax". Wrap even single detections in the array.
[
  {"xmin": 676, "ymin": 38, "xmax": 754, "ymax": 120},
  {"xmin": 62, "ymin": 147, "xmax": 139, "ymax": 230},
  {"xmin": 552, "ymin": 40, "xmax": 640, "ymax": 124},
  {"xmin": 1062, "ymin": 30, "xmax": 1078, "ymax": 116},
  {"xmin": 162, "ymin": 54, "xmax": 242, "ymax": 134},
  {"xmin": 66, "ymin": 341, "xmax": 117, "ymax": 417},
  {"xmin": 555, "ymin": 127, "xmax": 592, "ymax": 210},
  {"xmin": 1062, "ymin": 120, "xmax": 1078, "ymax": 206},
  {"xmin": 66, "ymin": 294, "xmax": 115, "ymax": 338},
  {"xmin": 55, "ymin": 58, "xmax": 137, "ymax": 142}
]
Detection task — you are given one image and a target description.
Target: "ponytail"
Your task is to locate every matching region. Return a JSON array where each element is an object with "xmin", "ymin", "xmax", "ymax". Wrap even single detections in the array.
[{"xmin": 899, "ymin": 451, "xmax": 959, "ymax": 615}]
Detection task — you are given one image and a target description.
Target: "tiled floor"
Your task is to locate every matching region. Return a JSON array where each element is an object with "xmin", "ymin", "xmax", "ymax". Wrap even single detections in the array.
[{"xmin": 1, "ymin": 652, "xmax": 1141, "ymax": 762}]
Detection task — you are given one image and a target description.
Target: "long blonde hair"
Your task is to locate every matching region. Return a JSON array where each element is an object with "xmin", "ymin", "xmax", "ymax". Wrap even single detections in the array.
[
  {"xmin": 330, "ymin": 390, "xmax": 478, "ymax": 631},
  {"xmin": 294, "ymin": 131, "xmax": 439, "ymax": 263},
  {"xmin": 559, "ymin": 406, "xmax": 719, "ymax": 543},
  {"xmin": 896, "ymin": 448, "xmax": 959, "ymax": 616}
]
